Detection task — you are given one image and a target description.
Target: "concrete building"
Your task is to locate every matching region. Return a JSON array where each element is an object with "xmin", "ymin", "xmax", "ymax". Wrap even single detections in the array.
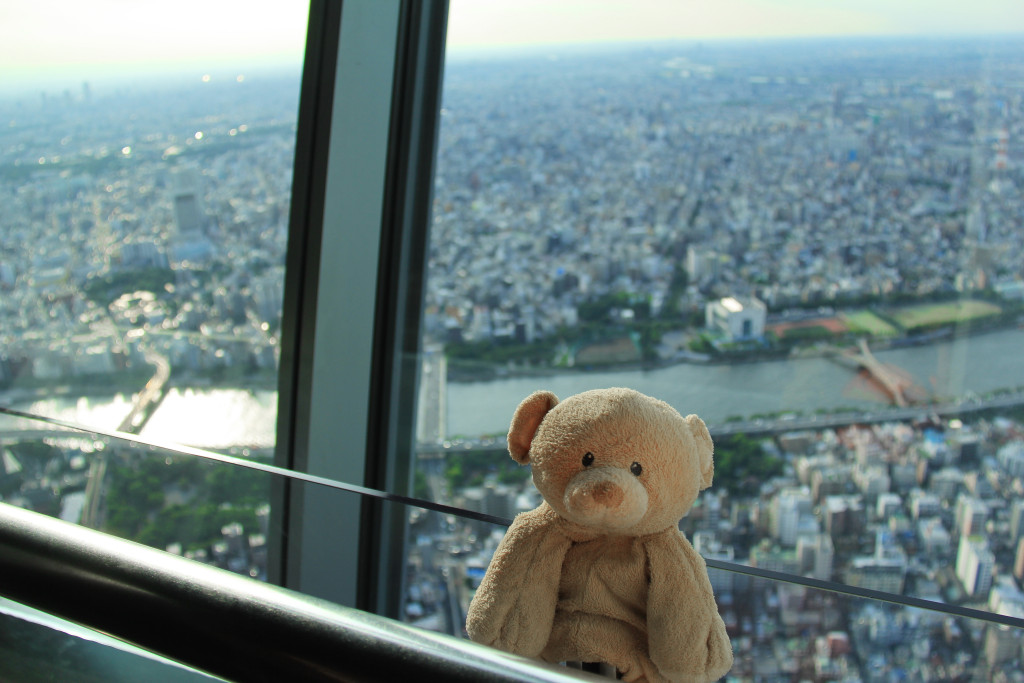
[
  {"xmin": 854, "ymin": 465, "xmax": 891, "ymax": 502},
  {"xmin": 997, "ymin": 441, "xmax": 1024, "ymax": 478},
  {"xmin": 823, "ymin": 495, "xmax": 865, "ymax": 539},
  {"xmin": 956, "ymin": 495, "xmax": 989, "ymax": 538},
  {"xmin": 749, "ymin": 539, "xmax": 801, "ymax": 587},
  {"xmin": 918, "ymin": 518, "xmax": 952, "ymax": 556},
  {"xmin": 1010, "ymin": 500, "xmax": 1024, "ymax": 549},
  {"xmin": 705, "ymin": 296, "xmax": 766, "ymax": 341},
  {"xmin": 845, "ymin": 554, "xmax": 907, "ymax": 594},
  {"xmin": 910, "ymin": 490, "xmax": 941, "ymax": 519},
  {"xmin": 171, "ymin": 167, "xmax": 207, "ymax": 237},
  {"xmin": 771, "ymin": 486, "xmax": 814, "ymax": 547},
  {"xmin": 956, "ymin": 535, "xmax": 995, "ymax": 597},
  {"xmin": 845, "ymin": 530, "xmax": 907, "ymax": 594},
  {"xmin": 797, "ymin": 533, "xmax": 835, "ymax": 581},
  {"xmin": 876, "ymin": 493, "xmax": 902, "ymax": 520}
]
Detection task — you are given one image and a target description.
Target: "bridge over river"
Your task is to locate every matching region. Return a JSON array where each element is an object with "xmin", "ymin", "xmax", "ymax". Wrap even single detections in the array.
[
  {"xmin": 833, "ymin": 339, "xmax": 930, "ymax": 408},
  {"xmin": 80, "ymin": 350, "xmax": 171, "ymax": 528}
]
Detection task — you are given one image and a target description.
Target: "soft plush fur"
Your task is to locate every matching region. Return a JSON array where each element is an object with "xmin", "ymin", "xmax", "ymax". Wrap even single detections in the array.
[{"xmin": 466, "ymin": 388, "xmax": 733, "ymax": 683}]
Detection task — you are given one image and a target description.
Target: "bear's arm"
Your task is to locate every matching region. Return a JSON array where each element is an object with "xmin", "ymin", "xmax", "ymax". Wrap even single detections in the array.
[
  {"xmin": 465, "ymin": 503, "xmax": 571, "ymax": 656},
  {"xmin": 644, "ymin": 530, "xmax": 733, "ymax": 681}
]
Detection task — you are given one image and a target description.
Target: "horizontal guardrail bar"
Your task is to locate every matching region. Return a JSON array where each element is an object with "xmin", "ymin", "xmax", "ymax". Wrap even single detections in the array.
[{"xmin": 0, "ymin": 503, "xmax": 601, "ymax": 683}]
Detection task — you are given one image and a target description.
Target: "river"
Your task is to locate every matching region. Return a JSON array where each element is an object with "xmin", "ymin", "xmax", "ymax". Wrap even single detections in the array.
[
  {"xmin": 4, "ymin": 329, "xmax": 1023, "ymax": 448},
  {"xmin": 445, "ymin": 328, "xmax": 1024, "ymax": 437}
]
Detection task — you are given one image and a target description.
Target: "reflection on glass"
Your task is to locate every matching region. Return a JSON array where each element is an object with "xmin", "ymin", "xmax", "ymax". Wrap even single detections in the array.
[
  {"xmin": 402, "ymin": 489, "xmax": 1024, "ymax": 681},
  {"xmin": 410, "ymin": 0, "xmax": 1024, "ymax": 643},
  {"xmin": 0, "ymin": 414, "xmax": 275, "ymax": 581},
  {"xmin": 720, "ymin": 578, "xmax": 1024, "ymax": 681},
  {"xmin": 102, "ymin": 450, "xmax": 273, "ymax": 581}
]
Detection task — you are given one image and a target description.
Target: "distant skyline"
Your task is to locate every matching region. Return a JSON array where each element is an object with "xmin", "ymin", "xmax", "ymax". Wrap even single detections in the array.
[{"xmin": 2, "ymin": 0, "xmax": 1023, "ymax": 94}]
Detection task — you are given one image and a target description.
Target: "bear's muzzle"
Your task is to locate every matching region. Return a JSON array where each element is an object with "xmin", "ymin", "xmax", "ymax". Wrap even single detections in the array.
[{"xmin": 563, "ymin": 466, "xmax": 648, "ymax": 531}]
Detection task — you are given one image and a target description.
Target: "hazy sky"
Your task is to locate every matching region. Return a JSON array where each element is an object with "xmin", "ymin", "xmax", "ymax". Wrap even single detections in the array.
[
  {"xmin": 2, "ymin": 0, "xmax": 1022, "ymax": 90},
  {"xmin": 0, "ymin": 0, "xmax": 308, "ymax": 91},
  {"xmin": 447, "ymin": 0, "xmax": 1024, "ymax": 52}
]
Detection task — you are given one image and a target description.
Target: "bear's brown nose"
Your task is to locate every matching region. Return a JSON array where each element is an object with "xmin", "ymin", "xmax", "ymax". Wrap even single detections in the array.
[
  {"xmin": 563, "ymin": 466, "xmax": 648, "ymax": 530},
  {"xmin": 588, "ymin": 480, "xmax": 624, "ymax": 508}
]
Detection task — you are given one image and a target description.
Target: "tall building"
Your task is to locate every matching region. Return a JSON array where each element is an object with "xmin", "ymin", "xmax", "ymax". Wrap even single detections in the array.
[
  {"xmin": 956, "ymin": 535, "xmax": 994, "ymax": 597},
  {"xmin": 171, "ymin": 167, "xmax": 207, "ymax": 237},
  {"xmin": 685, "ymin": 245, "xmax": 723, "ymax": 287},
  {"xmin": 955, "ymin": 495, "xmax": 989, "ymax": 538},
  {"xmin": 997, "ymin": 441, "xmax": 1024, "ymax": 478},
  {"xmin": 771, "ymin": 486, "xmax": 814, "ymax": 547},
  {"xmin": 168, "ymin": 167, "xmax": 215, "ymax": 264},
  {"xmin": 1010, "ymin": 499, "xmax": 1024, "ymax": 549},
  {"xmin": 823, "ymin": 495, "xmax": 865, "ymax": 540},
  {"xmin": 797, "ymin": 533, "xmax": 835, "ymax": 581},
  {"xmin": 984, "ymin": 624, "xmax": 1022, "ymax": 668}
]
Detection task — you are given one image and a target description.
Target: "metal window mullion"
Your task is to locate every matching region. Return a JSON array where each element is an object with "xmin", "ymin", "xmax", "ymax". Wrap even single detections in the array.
[
  {"xmin": 270, "ymin": 0, "xmax": 343, "ymax": 590},
  {"xmin": 360, "ymin": 0, "xmax": 450, "ymax": 618},
  {"xmin": 274, "ymin": 0, "xmax": 403, "ymax": 607}
]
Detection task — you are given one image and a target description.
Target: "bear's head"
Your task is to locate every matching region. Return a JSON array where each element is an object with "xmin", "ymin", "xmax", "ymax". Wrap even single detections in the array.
[{"xmin": 508, "ymin": 387, "xmax": 714, "ymax": 536}]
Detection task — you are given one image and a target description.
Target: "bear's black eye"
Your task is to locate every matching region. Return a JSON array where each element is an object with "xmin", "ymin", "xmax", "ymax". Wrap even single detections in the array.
[
  {"xmin": 582, "ymin": 452, "xmax": 594, "ymax": 467},
  {"xmin": 630, "ymin": 461, "xmax": 643, "ymax": 477}
]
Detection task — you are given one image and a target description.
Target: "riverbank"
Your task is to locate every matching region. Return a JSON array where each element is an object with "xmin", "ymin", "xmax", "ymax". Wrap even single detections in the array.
[
  {"xmin": 444, "ymin": 326, "xmax": 1024, "ymax": 436},
  {"xmin": 447, "ymin": 315, "xmax": 1024, "ymax": 384}
]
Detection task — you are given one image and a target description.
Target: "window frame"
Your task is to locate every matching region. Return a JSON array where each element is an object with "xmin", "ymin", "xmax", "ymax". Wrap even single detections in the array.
[{"xmin": 272, "ymin": 0, "xmax": 448, "ymax": 614}]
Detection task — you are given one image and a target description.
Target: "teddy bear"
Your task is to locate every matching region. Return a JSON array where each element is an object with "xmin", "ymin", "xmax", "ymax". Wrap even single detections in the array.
[{"xmin": 465, "ymin": 387, "xmax": 733, "ymax": 683}]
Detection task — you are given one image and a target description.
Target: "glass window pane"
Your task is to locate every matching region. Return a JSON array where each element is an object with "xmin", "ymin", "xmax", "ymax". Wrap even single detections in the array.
[
  {"xmin": 1, "ymin": 3, "xmax": 306, "ymax": 443},
  {"xmin": 397, "ymin": 484, "xmax": 1024, "ymax": 681},
  {"xmin": 1, "ymin": 3, "xmax": 308, "ymax": 540},
  {"xmin": 0, "ymin": 413, "xmax": 278, "ymax": 581},
  {"xmin": 405, "ymin": 0, "xmax": 1024, "ymax": 635}
]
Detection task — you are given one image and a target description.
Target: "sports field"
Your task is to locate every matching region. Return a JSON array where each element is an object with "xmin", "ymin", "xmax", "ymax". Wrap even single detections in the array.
[
  {"xmin": 841, "ymin": 310, "xmax": 899, "ymax": 337},
  {"xmin": 887, "ymin": 299, "xmax": 1002, "ymax": 330},
  {"xmin": 768, "ymin": 317, "xmax": 847, "ymax": 339}
]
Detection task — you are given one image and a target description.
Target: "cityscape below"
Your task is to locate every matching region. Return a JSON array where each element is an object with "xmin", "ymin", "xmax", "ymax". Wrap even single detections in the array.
[{"xmin": 2, "ymin": 34, "xmax": 1024, "ymax": 682}]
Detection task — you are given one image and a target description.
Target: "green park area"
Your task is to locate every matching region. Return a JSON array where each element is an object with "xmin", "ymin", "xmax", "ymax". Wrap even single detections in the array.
[
  {"xmin": 886, "ymin": 299, "xmax": 1003, "ymax": 333},
  {"xmin": 841, "ymin": 310, "xmax": 899, "ymax": 337}
]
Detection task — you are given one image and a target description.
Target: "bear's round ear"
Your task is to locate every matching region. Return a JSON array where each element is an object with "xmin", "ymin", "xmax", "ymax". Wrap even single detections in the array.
[
  {"xmin": 686, "ymin": 414, "xmax": 715, "ymax": 490},
  {"xmin": 508, "ymin": 391, "xmax": 559, "ymax": 464}
]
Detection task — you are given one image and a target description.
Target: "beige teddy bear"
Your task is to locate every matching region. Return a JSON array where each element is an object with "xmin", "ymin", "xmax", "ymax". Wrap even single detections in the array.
[{"xmin": 466, "ymin": 388, "xmax": 733, "ymax": 683}]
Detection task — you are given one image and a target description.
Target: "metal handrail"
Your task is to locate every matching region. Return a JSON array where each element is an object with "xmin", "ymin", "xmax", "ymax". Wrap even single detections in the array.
[{"xmin": 0, "ymin": 502, "xmax": 601, "ymax": 683}]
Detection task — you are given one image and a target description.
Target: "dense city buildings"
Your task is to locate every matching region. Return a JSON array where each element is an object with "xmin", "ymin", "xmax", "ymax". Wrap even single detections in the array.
[
  {"xmin": 425, "ymin": 40, "xmax": 1024, "ymax": 364},
  {"xmin": 0, "ymin": 73, "xmax": 296, "ymax": 391},
  {"xmin": 3, "ymin": 35, "xmax": 1024, "ymax": 680}
]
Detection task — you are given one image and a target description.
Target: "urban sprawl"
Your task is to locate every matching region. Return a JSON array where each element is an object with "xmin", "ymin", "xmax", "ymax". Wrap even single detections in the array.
[{"xmin": 2, "ymin": 37, "xmax": 1024, "ymax": 682}]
